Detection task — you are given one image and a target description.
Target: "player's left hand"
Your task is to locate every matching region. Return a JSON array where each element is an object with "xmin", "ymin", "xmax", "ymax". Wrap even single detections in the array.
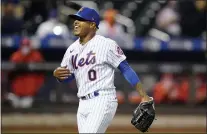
[
  {"xmin": 141, "ymin": 96, "xmax": 152, "ymax": 103},
  {"xmin": 53, "ymin": 66, "xmax": 71, "ymax": 81},
  {"xmin": 131, "ymin": 97, "xmax": 155, "ymax": 133}
]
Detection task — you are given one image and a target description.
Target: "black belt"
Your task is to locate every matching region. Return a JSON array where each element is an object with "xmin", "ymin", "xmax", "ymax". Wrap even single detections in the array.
[{"xmin": 80, "ymin": 91, "xmax": 99, "ymax": 100}]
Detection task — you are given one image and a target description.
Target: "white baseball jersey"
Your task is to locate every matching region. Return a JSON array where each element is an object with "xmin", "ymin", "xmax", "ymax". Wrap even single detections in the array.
[{"xmin": 60, "ymin": 35, "xmax": 126, "ymax": 97}]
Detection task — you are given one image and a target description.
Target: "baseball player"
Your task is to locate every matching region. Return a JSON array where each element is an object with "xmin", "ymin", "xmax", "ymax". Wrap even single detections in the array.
[{"xmin": 53, "ymin": 7, "xmax": 155, "ymax": 133}]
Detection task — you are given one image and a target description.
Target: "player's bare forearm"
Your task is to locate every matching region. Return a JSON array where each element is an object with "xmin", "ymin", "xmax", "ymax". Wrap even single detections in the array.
[{"xmin": 135, "ymin": 82, "xmax": 151, "ymax": 102}]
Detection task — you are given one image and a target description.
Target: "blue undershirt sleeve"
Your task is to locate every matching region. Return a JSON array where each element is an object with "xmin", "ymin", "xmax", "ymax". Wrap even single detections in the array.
[{"xmin": 118, "ymin": 60, "xmax": 140, "ymax": 87}]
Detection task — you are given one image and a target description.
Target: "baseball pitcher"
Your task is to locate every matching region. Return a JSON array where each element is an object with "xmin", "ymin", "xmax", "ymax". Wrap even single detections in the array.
[{"xmin": 53, "ymin": 7, "xmax": 155, "ymax": 133}]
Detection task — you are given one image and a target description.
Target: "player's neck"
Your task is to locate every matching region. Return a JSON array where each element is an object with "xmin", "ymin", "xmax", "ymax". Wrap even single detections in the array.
[{"xmin": 79, "ymin": 32, "xmax": 96, "ymax": 45}]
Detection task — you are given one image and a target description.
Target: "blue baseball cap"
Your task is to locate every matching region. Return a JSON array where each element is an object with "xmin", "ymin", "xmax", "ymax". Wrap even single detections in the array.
[{"xmin": 69, "ymin": 7, "xmax": 100, "ymax": 29}]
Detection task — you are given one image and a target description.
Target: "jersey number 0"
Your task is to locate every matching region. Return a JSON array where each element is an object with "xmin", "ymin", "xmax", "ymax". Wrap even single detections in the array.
[{"xmin": 88, "ymin": 69, "xmax": 96, "ymax": 81}]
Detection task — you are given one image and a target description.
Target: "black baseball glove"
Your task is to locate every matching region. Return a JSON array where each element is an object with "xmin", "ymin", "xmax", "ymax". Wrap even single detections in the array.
[{"xmin": 131, "ymin": 97, "xmax": 155, "ymax": 133}]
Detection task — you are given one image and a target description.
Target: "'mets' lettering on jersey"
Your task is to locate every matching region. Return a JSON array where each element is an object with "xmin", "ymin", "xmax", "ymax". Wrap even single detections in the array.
[{"xmin": 71, "ymin": 51, "xmax": 96, "ymax": 69}]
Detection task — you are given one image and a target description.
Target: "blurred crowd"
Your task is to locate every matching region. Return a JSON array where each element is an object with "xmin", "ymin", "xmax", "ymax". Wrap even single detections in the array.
[
  {"xmin": 121, "ymin": 73, "xmax": 206, "ymax": 105},
  {"xmin": 155, "ymin": 0, "xmax": 206, "ymax": 37},
  {"xmin": 1, "ymin": 0, "xmax": 135, "ymax": 49},
  {"xmin": 1, "ymin": 0, "xmax": 206, "ymax": 108},
  {"xmin": 1, "ymin": 0, "xmax": 206, "ymax": 45}
]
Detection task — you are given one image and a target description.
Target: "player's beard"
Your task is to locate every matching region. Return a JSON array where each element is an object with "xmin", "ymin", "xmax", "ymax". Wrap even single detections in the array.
[
  {"xmin": 74, "ymin": 28, "xmax": 87, "ymax": 38},
  {"xmin": 73, "ymin": 30, "xmax": 79, "ymax": 36}
]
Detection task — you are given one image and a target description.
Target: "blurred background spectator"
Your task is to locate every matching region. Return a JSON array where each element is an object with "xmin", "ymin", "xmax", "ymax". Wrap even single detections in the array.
[
  {"xmin": 35, "ymin": 9, "xmax": 73, "ymax": 47},
  {"xmin": 155, "ymin": 1, "xmax": 181, "ymax": 37},
  {"xmin": 97, "ymin": 9, "xmax": 134, "ymax": 49},
  {"xmin": 7, "ymin": 37, "xmax": 45, "ymax": 108},
  {"xmin": 153, "ymin": 74, "xmax": 175, "ymax": 104},
  {"xmin": 168, "ymin": 75, "xmax": 189, "ymax": 104}
]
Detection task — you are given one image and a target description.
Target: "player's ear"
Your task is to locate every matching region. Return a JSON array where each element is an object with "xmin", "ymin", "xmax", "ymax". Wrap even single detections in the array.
[{"xmin": 90, "ymin": 22, "xmax": 96, "ymax": 30}]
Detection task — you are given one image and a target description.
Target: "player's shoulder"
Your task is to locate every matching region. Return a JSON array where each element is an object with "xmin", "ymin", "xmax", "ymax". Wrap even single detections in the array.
[{"xmin": 95, "ymin": 35, "xmax": 117, "ymax": 46}]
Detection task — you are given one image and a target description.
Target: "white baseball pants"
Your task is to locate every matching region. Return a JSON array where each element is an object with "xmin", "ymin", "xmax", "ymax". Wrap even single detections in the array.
[{"xmin": 77, "ymin": 90, "xmax": 118, "ymax": 133}]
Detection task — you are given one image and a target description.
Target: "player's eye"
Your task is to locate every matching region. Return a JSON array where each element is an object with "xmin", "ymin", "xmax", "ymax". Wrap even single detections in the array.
[{"xmin": 74, "ymin": 20, "xmax": 80, "ymax": 25}]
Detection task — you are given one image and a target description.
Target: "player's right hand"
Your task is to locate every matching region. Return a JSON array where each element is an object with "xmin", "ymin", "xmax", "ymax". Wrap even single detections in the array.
[{"xmin": 53, "ymin": 66, "xmax": 71, "ymax": 80}]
